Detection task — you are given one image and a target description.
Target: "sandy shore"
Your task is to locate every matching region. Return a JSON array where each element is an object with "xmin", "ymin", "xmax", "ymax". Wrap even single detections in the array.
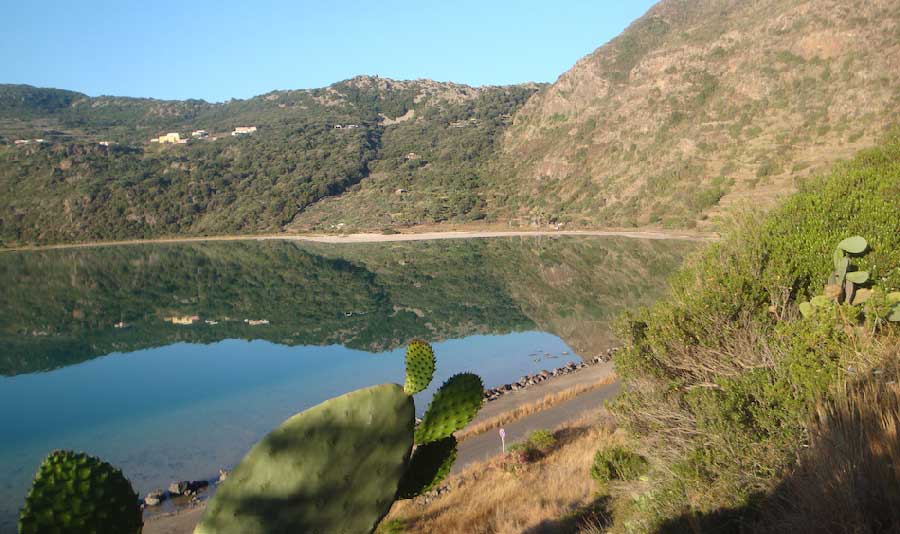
[
  {"xmin": 142, "ymin": 361, "xmax": 619, "ymax": 534},
  {"xmin": 1, "ymin": 228, "xmax": 717, "ymax": 252}
]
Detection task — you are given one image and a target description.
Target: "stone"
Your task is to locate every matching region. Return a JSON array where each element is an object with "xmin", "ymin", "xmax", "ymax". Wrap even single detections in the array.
[
  {"xmin": 169, "ymin": 480, "xmax": 209, "ymax": 496},
  {"xmin": 144, "ymin": 489, "xmax": 164, "ymax": 506}
]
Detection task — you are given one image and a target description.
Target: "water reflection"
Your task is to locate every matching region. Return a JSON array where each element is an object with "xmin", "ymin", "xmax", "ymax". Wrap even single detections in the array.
[
  {"xmin": 0, "ymin": 236, "xmax": 694, "ymax": 529},
  {"xmin": 0, "ymin": 236, "xmax": 691, "ymax": 375}
]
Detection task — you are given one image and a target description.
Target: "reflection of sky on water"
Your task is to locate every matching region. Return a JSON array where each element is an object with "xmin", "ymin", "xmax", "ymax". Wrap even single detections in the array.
[{"xmin": 0, "ymin": 332, "xmax": 574, "ymax": 529}]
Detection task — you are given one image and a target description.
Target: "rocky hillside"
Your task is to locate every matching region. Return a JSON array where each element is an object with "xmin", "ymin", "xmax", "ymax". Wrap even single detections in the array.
[
  {"xmin": 3, "ymin": 0, "xmax": 899, "ymax": 245},
  {"xmin": 493, "ymin": 0, "xmax": 900, "ymax": 229},
  {"xmin": 0, "ymin": 79, "xmax": 539, "ymax": 245}
]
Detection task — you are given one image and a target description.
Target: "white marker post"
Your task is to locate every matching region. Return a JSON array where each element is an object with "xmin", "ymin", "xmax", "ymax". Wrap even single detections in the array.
[{"xmin": 499, "ymin": 428, "xmax": 506, "ymax": 454}]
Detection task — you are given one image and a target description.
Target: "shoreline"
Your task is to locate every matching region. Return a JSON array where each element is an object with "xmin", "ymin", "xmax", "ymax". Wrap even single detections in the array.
[
  {"xmin": 0, "ymin": 228, "xmax": 718, "ymax": 253},
  {"xmin": 142, "ymin": 355, "xmax": 620, "ymax": 533}
]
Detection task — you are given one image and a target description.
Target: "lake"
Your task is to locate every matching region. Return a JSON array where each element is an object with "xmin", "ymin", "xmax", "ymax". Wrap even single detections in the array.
[{"xmin": 0, "ymin": 236, "xmax": 694, "ymax": 529}]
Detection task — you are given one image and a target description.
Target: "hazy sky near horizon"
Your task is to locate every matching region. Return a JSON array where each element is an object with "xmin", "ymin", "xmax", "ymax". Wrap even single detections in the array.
[{"xmin": 1, "ymin": 0, "xmax": 657, "ymax": 102}]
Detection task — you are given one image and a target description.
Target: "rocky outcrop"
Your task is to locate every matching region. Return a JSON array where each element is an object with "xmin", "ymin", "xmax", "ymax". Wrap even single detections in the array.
[{"xmin": 497, "ymin": 0, "xmax": 900, "ymax": 229}]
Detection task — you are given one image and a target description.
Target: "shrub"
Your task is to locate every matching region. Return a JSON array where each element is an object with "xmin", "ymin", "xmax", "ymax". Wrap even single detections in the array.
[
  {"xmin": 751, "ymin": 363, "xmax": 900, "ymax": 533},
  {"xmin": 610, "ymin": 132, "xmax": 900, "ymax": 529},
  {"xmin": 526, "ymin": 429, "xmax": 557, "ymax": 453},
  {"xmin": 501, "ymin": 443, "xmax": 537, "ymax": 472},
  {"xmin": 590, "ymin": 445, "xmax": 648, "ymax": 484}
]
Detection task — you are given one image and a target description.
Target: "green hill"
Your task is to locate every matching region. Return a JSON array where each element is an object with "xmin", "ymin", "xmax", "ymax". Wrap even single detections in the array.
[{"xmin": 0, "ymin": 79, "xmax": 539, "ymax": 245}]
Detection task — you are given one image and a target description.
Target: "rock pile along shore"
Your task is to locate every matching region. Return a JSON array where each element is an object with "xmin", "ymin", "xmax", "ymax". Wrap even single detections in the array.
[{"xmin": 481, "ymin": 348, "xmax": 617, "ymax": 402}]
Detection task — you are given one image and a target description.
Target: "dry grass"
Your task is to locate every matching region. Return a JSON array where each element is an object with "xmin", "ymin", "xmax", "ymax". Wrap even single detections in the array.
[
  {"xmin": 753, "ymin": 348, "xmax": 900, "ymax": 533},
  {"xmin": 383, "ymin": 413, "xmax": 621, "ymax": 534},
  {"xmin": 457, "ymin": 374, "xmax": 618, "ymax": 443}
]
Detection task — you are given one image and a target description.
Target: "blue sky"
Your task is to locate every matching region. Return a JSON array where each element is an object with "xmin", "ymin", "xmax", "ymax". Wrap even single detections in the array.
[{"xmin": 1, "ymin": 0, "xmax": 656, "ymax": 102}]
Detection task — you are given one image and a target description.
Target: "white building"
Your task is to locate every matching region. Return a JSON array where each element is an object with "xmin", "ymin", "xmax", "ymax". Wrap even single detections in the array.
[{"xmin": 232, "ymin": 126, "xmax": 257, "ymax": 136}]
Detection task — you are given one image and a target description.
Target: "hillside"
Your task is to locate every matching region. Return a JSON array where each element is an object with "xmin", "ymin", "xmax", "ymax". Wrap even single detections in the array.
[
  {"xmin": 0, "ymin": 79, "xmax": 539, "ymax": 245},
  {"xmin": 3, "ymin": 0, "xmax": 900, "ymax": 245},
  {"xmin": 493, "ymin": 0, "xmax": 900, "ymax": 229},
  {"xmin": 376, "ymin": 134, "xmax": 900, "ymax": 534},
  {"xmin": 603, "ymin": 135, "xmax": 900, "ymax": 532}
]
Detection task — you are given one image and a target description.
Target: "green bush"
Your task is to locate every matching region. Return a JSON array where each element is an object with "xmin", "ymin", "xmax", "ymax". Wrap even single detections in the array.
[
  {"xmin": 610, "ymin": 132, "xmax": 900, "ymax": 529},
  {"xmin": 526, "ymin": 429, "xmax": 557, "ymax": 452},
  {"xmin": 590, "ymin": 445, "xmax": 649, "ymax": 484}
]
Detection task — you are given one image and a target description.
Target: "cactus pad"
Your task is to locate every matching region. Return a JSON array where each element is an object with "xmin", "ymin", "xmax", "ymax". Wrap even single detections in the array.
[
  {"xmin": 799, "ymin": 301, "xmax": 813, "ymax": 317},
  {"xmin": 845, "ymin": 271, "xmax": 869, "ymax": 284},
  {"xmin": 18, "ymin": 450, "xmax": 142, "ymax": 534},
  {"xmin": 195, "ymin": 383, "xmax": 415, "ymax": 534},
  {"xmin": 415, "ymin": 373, "xmax": 484, "ymax": 445},
  {"xmin": 834, "ymin": 256, "xmax": 849, "ymax": 285},
  {"xmin": 404, "ymin": 340, "xmax": 436, "ymax": 395},
  {"xmin": 397, "ymin": 436, "xmax": 458, "ymax": 499},
  {"xmin": 833, "ymin": 248, "xmax": 844, "ymax": 270},
  {"xmin": 837, "ymin": 236, "xmax": 868, "ymax": 254}
]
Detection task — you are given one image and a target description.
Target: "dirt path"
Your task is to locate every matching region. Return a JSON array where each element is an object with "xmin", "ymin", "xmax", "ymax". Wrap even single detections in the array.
[
  {"xmin": 2, "ymin": 228, "xmax": 718, "ymax": 252},
  {"xmin": 142, "ymin": 376, "xmax": 621, "ymax": 534}
]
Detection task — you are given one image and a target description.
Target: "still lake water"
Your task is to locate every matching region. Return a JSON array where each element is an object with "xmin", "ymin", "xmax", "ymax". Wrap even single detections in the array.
[{"xmin": 0, "ymin": 236, "xmax": 694, "ymax": 529}]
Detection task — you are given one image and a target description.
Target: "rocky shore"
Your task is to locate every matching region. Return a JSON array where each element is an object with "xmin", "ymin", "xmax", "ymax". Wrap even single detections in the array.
[
  {"xmin": 141, "ymin": 476, "xmax": 221, "ymax": 511},
  {"xmin": 481, "ymin": 348, "xmax": 617, "ymax": 403}
]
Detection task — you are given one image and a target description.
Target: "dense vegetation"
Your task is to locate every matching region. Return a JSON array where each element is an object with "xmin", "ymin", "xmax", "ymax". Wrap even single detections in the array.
[
  {"xmin": 603, "ymin": 134, "xmax": 900, "ymax": 532},
  {"xmin": 0, "ymin": 80, "xmax": 540, "ymax": 245}
]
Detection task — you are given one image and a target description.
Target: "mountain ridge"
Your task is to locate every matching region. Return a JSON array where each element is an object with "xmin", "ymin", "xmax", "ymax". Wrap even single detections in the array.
[
  {"xmin": 0, "ymin": 78, "xmax": 541, "ymax": 245},
  {"xmin": 493, "ymin": 0, "xmax": 900, "ymax": 229},
  {"xmin": 2, "ymin": 0, "xmax": 900, "ymax": 245}
]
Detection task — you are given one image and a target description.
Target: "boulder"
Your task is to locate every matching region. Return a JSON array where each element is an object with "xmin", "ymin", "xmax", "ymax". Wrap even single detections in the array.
[{"xmin": 144, "ymin": 489, "xmax": 164, "ymax": 506}]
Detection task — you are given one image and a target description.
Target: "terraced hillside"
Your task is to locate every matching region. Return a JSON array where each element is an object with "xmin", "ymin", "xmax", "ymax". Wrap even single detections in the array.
[{"xmin": 493, "ymin": 0, "xmax": 900, "ymax": 229}]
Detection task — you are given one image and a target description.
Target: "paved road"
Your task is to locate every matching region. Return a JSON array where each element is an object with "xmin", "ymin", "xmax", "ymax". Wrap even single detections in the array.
[{"xmin": 453, "ymin": 381, "xmax": 621, "ymax": 472}]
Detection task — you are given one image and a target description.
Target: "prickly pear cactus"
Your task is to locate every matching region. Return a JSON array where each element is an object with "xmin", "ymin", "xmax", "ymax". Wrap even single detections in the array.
[
  {"xmin": 195, "ymin": 383, "xmax": 415, "ymax": 534},
  {"xmin": 18, "ymin": 450, "xmax": 142, "ymax": 534},
  {"xmin": 802, "ymin": 236, "xmax": 876, "ymax": 313},
  {"xmin": 837, "ymin": 235, "xmax": 868, "ymax": 254},
  {"xmin": 415, "ymin": 373, "xmax": 484, "ymax": 445},
  {"xmin": 397, "ymin": 436, "xmax": 458, "ymax": 499},
  {"xmin": 404, "ymin": 339, "xmax": 436, "ymax": 395},
  {"xmin": 887, "ymin": 292, "xmax": 900, "ymax": 322}
]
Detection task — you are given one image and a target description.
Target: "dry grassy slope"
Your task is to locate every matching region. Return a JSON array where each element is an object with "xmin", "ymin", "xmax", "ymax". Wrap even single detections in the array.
[{"xmin": 495, "ymin": 0, "xmax": 900, "ymax": 230}]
